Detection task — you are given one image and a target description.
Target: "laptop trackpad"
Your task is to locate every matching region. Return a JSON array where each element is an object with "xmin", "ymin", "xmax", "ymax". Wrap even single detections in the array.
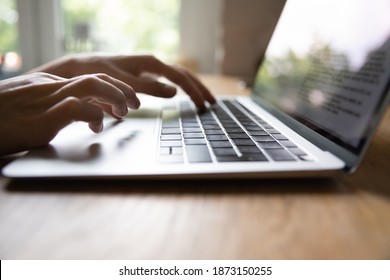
[{"xmin": 17, "ymin": 107, "xmax": 160, "ymax": 172}]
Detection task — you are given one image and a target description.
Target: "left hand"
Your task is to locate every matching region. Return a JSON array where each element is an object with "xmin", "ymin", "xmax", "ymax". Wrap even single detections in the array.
[{"xmin": 0, "ymin": 72, "xmax": 140, "ymax": 155}]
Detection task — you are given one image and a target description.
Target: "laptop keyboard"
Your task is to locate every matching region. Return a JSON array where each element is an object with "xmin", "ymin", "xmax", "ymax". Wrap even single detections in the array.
[{"xmin": 159, "ymin": 100, "xmax": 308, "ymax": 164}]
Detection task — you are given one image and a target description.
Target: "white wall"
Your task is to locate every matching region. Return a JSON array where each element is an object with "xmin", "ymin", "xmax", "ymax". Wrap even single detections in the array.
[
  {"xmin": 17, "ymin": 0, "xmax": 63, "ymax": 72},
  {"xmin": 179, "ymin": 0, "xmax": 224, "ymax": 73}
]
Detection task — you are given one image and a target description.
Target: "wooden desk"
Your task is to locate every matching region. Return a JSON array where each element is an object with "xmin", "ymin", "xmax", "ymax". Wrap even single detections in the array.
[{"xmin": 0, "ymin": 75, "xmax": 389, "ymax": 259}]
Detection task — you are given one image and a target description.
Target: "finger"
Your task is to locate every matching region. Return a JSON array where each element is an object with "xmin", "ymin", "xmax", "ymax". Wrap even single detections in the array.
[
  {"xmin": 163, "ymin": 66, "xmax": 207, "ymax": 110},
  {"xmin": 52, "ymin": 74, "xmax": 129, "ymax": 118},
  {"xmin": 140, "ymin": 57, "xmax": 210, "ymax": 109},
  {"xmin": 131, "ymin": 76, "xmax": 178, "ymax": 98},
  {"xmin": 101, "ymin": 63, "xmax": 178, "ymax": 98},
  {"xmin": 89, "ymin": 101, "xmax": 122, "ymax": 119},
  {"xmin": 116, "ymin": 56, "xmax": 214, "ymax": 109},
  {"xmin": 93, "ymin": 73, "xmax": 140, "ymax": 109},
  {"xmin": 42, "ymin": 97, "xmax": 104, "ymax": 136},
  {"xmin": 172, "ymin": 65, "xmax": 216, "ymax": 104}
]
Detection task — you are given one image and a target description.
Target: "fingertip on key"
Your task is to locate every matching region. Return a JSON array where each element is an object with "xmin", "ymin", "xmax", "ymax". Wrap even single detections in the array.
[
  {"xmin": 163, "ymin": 85, "xmax": 177, "ymax": 97},
  {"xmin": 128, "ymin": 98, "xmax": 141, "ymax": 110},
  {"xmin": 89, "ymin": 121, "xmax": 103, "ymax": 133}
]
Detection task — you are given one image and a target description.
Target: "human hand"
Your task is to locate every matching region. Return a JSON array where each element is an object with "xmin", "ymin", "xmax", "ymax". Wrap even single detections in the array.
[
  {"xmin": 33, "ymin": 54, "xmax": 216, "ymax": 110},
  {"xmin": 0, "ymin": 72, "xmax": 139, "ymax": 155}
]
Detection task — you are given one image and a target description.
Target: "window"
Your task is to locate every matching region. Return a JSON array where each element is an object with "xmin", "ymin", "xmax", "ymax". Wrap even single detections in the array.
[
  {"xmin": 7, "ymin": 0, "xmax": 220, "ymax": 74},
  {"xmin": 62, "ymin": 0, "xmax": 180, "ymax": 61},
  {"xmin": 0, "ymin": 0, "xmax": 22, "ymax": 76}
]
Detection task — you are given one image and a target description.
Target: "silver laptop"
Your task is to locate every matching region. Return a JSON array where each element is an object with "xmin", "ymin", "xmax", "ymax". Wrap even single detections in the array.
[{"xmin": 3, "ymin": 0, "xmax": 390, "ymax": 179}]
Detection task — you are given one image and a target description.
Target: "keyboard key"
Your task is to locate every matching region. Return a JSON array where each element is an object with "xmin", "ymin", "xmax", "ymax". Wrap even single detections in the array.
[
  {"xmin": 257, "ymin": 141, "xmax": 282, "ymax": 149},
  {"xmin": 225, "ymin": 128, "xmax": 245, "ymax": 133},
  {"xmin": 240, "ymin": 121, "xmax": 257, "ymax": 126},
  {"xmin": 232, "ymin": 139, "xmax": 256, "ymax": 146},
  {"xmin": 204, "ymin": 129, "xmax": 225, "ymax": 135},
  {"xmin": 253, "ymin": 135, "xmax": 275, "ymax": 142},
  {"xmin": 212, "ymin": 148, "xmax": 237, "ymax": 157},
  {"xmin": 162, "ymin": 120, "xmax": 180, "ymax": 128},
  {"xmin": 161, "ymin": 134, "xmax": 181, "ymax": 141},
  {"xmin": 160, "ymin": 147, "xmax": 183, "ymax": 155},
  {"xmin": 265, "ymin": 149, "xmax": 296, "ymax": 161},
  {"xmin": 262, "ymin": 124, "xmax": 274, "ymax": 129},
  {"xmin": 181, "ymin": 119, "xmax": 199, "ymax": 126},
  {"xmin": 180, "ymin": 111, "xmax": 194, "ymax": 117},
  {"xmin": 239, "ymin": 146, "xmax": 262, "ymax": 154},
  {"xmin": 209, "ymin": 141, "xmax": 233, "ymax": 148},
  {"xmin": 181, "ymin": 118, "xmax": 198, "ymax": 122},
  {"xmin": 184, "ymin": 139, "xmax": 207, "ymax": 145},
  {"xmin": 183, "ymin": 133, "xmax": 204, "ymax": 139},
  {"xmin": 199, "ymin": 116, "xmax": 215, "ymax": 121},
  {"xmin": 185, "ymin": 145, "xmax": 212, "ymax": 163},
  {"xmin": 198, "ymin": 112, "xmax": 213, "ymax": 119},
  {"xmin": 216, "ymin": 116, "xmax": 230, "ymax": 120},
  {"xmin": 183, "ymin": 127, "xmax": 202, "ymax": 133},
  {"xmin": 181, "ymin": 117, "xmax": 197, "ymax": 121},
  {"xmin": 162, "ymin": 109, "xmax": 180, "ymax": 125},
  {"xmin": 242, "ymin": 154, "xmax": 268, "ymax": 161},
  {"xmin": 279, "ymin": 140, "xmax": 297, "ymax": 148},
  {"xmin": 161, "ymin": 128, "xmax": 181, "ymax": 134},
  {"xmin": 202, "ymin": 124, "xmax": 221, "ymax": 129},
  {"xmin": 255, "ymin": 118, "xmax": 267, "ymax": 124},
  {"xmin": 182, "ymin": 123, "xmax": 200, "ymax": 128},
  {"xmin": 228, "ymin": 133, "xmax": 250, "ymax": 139},
  {"xmin": 216, "ymin": 154, "xmax": 267, "ymax": 162},
  {"xmin": 272, "ymin": 134, "xmax": 288, "ymax": 140},
  {"xmin": 215, "ymin": 156, "xmax": 241, "ymax": 162},
  {"xmin": 206, "ymin": 135, "xmax": 229, "ymax": 141},
  {"xmin": 221, "ymin": 123, "xmax": 241, "ymax": 128},
  {"xmin": 247, "ymin": 130, "xmax": 269, "ymax": 136},
  {"xmin": 200, "ymin": 120, "xmax": 219, "ymax": 125},
  {"xmin": 219, "ymin": 120, "xmax": 236, "ymax": 124},
  {"xmin": 245, "ymin": 126, "xmax": 263, "ymax": 131},
  {"xmin": 266, "ymin": 129, "xmax": 280, "ymax": 134},
  {"xmin": 160, "ymin": 141, "xmax": 182, "ymax": 147}
]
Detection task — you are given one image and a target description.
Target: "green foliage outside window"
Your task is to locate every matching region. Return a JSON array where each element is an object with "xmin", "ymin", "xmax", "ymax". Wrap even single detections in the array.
[{"xmin": 0, "ymin": 0, "xmax": 18, "ymax": 53}]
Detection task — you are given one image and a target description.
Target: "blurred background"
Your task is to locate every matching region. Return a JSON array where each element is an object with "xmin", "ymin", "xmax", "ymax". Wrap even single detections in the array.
[{"xmin": 0, "ymin": 0, "xmax": 285, "ymax": 84}]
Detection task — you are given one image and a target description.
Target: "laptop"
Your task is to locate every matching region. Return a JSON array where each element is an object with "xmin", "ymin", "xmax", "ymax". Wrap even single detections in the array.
[{"xmin": 3, "ymin": 0, "xmax": 390, "ymax": 179}]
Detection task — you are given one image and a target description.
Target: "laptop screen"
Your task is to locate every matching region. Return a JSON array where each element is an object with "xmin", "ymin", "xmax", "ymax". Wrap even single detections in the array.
[{"xmin": 253, "ymin": 0, "xmax": 390, "ymax": 155}]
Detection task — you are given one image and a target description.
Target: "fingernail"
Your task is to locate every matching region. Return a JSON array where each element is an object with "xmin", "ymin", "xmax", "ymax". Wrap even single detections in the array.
[
  {"xmin": 114, "ymin": 106, "xmax": 128, "ymax": 117},
  {"xmin": 90, "ymin": 121, "xmax": 103, "ymax": 133},
  {"xmin": 128, "ymin": 98, "xmax": 141, "ymax": 110},
  {"xmin": 98, "ymin": 122, "xmax": 103, "ymax": 132}
]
